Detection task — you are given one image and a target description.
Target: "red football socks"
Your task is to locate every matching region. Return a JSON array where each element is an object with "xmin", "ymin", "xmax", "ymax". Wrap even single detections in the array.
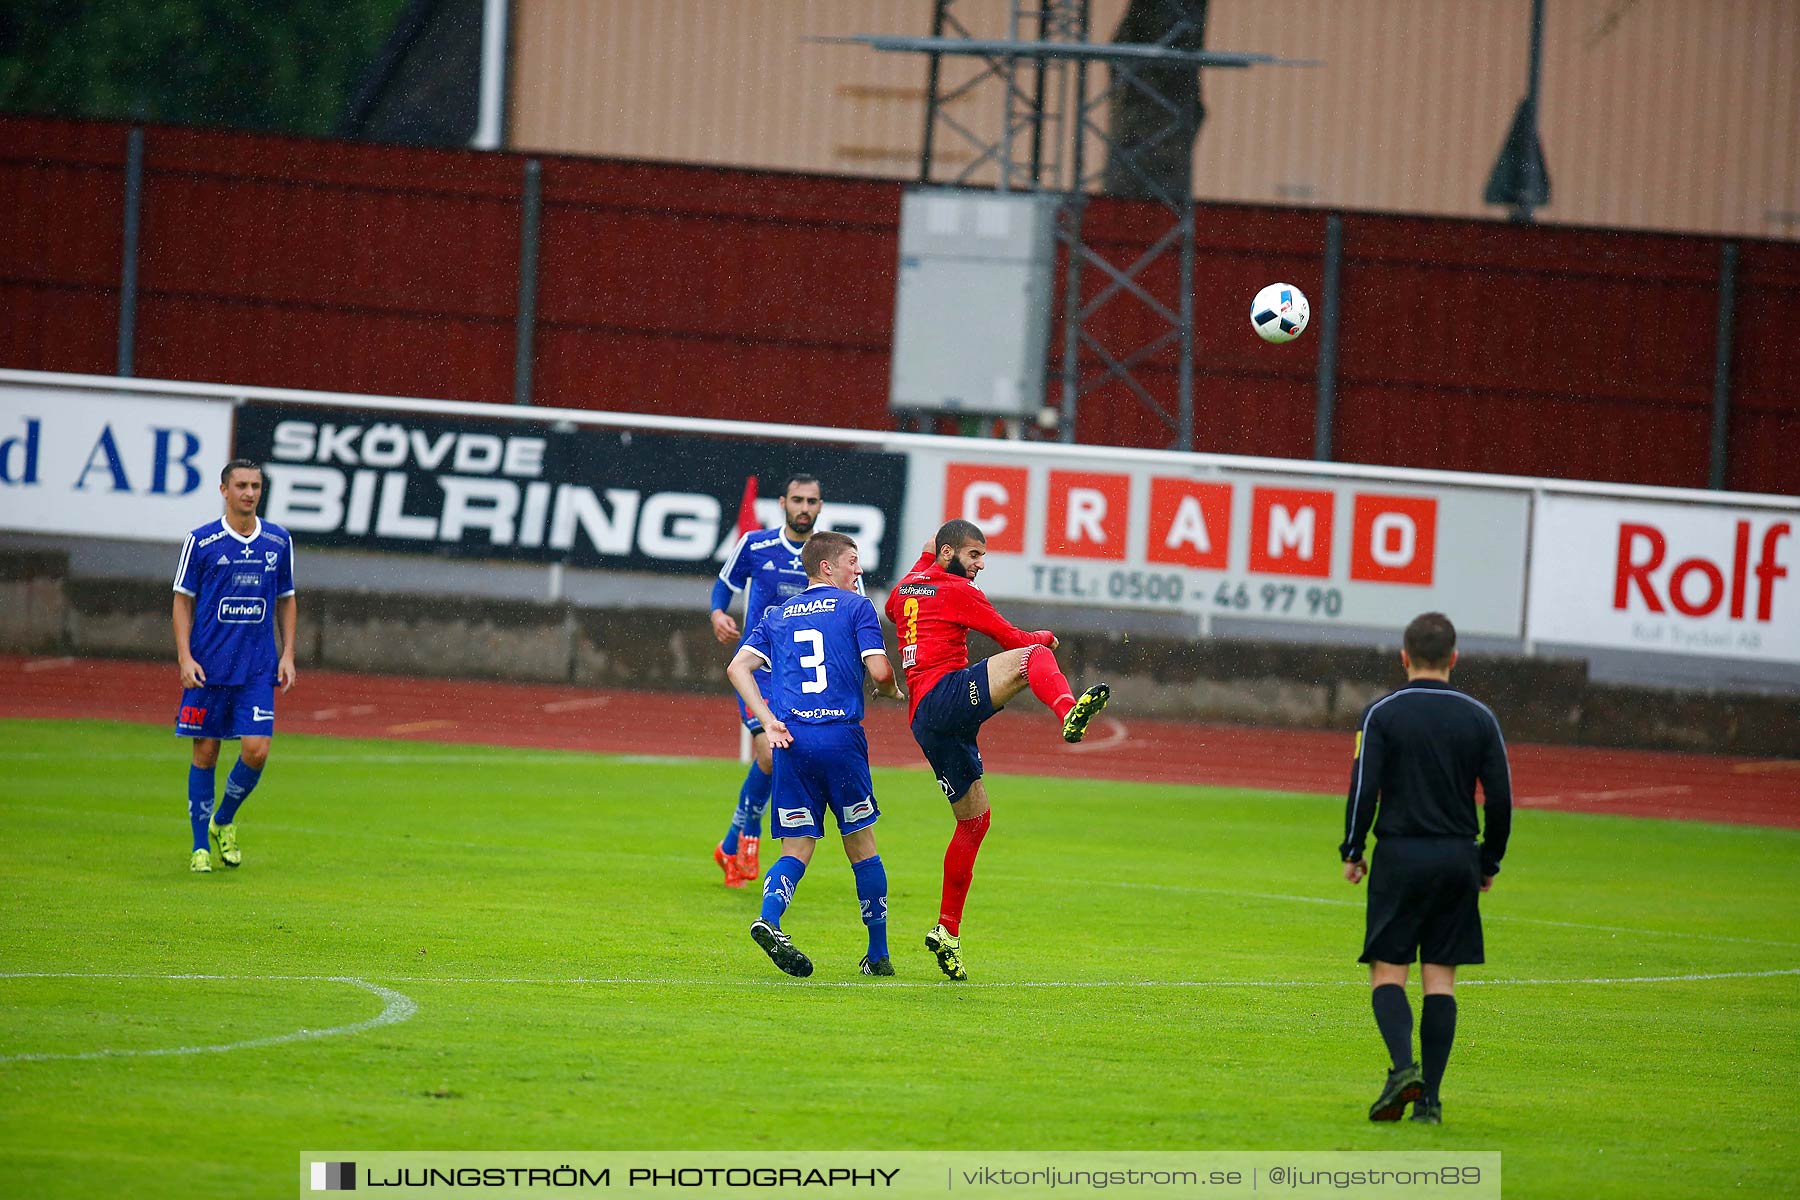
[
  {"xmin": 1025, "ymin": 645, "xmax": 1076, "ymax": 721},
  {"xmin": 937, "ymin": 809, "xmax": 991, "ymax": 936}
]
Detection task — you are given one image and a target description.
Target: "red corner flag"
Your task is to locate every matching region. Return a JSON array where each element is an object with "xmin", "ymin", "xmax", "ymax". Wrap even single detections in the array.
[{"xmin": 736, "ymin": 475, "xmax": 761, "ymax": 537}]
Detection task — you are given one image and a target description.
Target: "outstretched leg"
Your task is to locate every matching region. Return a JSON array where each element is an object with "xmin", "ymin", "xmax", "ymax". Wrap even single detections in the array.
[{"xmin": 984, "ymin": 646, "xmax": 1109, "ymax": 742}]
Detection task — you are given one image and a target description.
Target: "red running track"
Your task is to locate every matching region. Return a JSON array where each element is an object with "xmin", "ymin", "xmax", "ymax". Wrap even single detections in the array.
[{"xmin": 3, "ymin": 655, "xmax": 1795, "ymax": 828}]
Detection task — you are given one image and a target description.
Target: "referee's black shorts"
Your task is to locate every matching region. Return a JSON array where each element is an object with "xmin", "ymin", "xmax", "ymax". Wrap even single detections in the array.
[{"xmin": 1360, "ymin": 837, "xmax": 1485, "ymax": 966}]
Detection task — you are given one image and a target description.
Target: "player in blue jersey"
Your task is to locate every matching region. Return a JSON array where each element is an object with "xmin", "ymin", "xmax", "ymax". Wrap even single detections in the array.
[
  {"xmin": 171, "ymin": 459, "xmax": 298, "ymax": 873},
  {"xmin": 726, "ymin": 531, "xmax": 905, "ymax": 977},
  {"xmin": 708, "ymin": 473, "xmax": 825, "ymax": 888}
]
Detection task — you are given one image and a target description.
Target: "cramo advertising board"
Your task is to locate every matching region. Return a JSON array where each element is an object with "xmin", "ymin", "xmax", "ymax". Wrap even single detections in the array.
[
  {"xmin": 902, "ymin": 447, "xmax": 1532, "ymax": 638},
  {"xmin": 1527, "ymin": 493, "xmax": 1798, "ymax": 665}
]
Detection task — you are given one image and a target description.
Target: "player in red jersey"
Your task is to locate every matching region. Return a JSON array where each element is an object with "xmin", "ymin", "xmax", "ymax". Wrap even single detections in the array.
[{"xmin": 884, "ymin": 518, "xmax": 1110, "ymax": 980}]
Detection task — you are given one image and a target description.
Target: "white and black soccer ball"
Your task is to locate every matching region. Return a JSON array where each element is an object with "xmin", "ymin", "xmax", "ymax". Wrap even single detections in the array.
[{"xmin": 1251, "ymin": 282, "xmax": 1310, "ymax": 344}]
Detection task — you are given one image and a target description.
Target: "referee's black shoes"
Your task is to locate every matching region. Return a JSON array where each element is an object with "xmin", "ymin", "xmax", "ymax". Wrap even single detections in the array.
[
  {"xmin": 1410, "ymin": 1100, "xmax": 1443, "ymax": 1125},
  {"xmin": 1368, "ymin": 1062, "xmax": 1425, "ymax": 1121}
]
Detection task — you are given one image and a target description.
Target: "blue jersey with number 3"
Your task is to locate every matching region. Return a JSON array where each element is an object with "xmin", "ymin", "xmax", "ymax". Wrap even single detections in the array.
[{"xmin": 743, "ymin": 586, "xmax": 886, "ymax": 727}]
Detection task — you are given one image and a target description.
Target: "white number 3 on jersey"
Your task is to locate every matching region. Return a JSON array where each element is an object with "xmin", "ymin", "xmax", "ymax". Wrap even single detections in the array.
[{"xmin": 794, "ymin": 628, "xmax": 828, "ymax": 694}]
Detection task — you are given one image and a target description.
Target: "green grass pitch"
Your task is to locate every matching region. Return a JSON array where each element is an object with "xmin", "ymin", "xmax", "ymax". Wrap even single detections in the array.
[{"xmin": 1, "ymin": 718, "xmax": 1796, "ymax": 1198}]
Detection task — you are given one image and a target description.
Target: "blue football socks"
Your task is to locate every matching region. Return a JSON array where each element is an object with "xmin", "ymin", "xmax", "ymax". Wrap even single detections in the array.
[
  {"xmin": 760, "ymin": 856, "xmax": 807, "ymax": 928},
  {"xmin": 187, "ymin": 765, "xmax": 216, "ymax": 851},
  {"xmin": 740, "ymin": 762, "xmax": 771, "ymax": 839},
  {"xmin": 853, "ymin": 854, "xmax": 889, "ymax": 960},
  {"xmin": 722, "ymin": 762, "xmax": 773, "ymax": 854},
  {"xmin": 215, "ymin": 759, "xmax": 262, "ymax": 826}
]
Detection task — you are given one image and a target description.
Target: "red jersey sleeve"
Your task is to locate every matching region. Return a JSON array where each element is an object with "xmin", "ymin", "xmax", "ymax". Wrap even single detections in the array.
[{"xmin": 943, "ymin": 581, "xmax": 1053, "ymax": 650}]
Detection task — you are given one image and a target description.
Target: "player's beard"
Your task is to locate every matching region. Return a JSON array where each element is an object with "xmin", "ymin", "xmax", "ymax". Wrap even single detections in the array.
[
  {"xmin": 943, "ymin": 553, "xmax": 971, "ymax": 579},
  {"xmin": 786, "ymin": 512, "xmax": 816, "ymax": 538}
]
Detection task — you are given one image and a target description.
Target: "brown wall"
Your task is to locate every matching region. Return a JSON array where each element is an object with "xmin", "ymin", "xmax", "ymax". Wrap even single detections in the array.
[
  {"xmin": 3, "ymin": 114, "xmax": 1797, "ymax": 492},
  {"xmin": 509, "ymin": 0, "xmax": 1800, "ymax": 243}
]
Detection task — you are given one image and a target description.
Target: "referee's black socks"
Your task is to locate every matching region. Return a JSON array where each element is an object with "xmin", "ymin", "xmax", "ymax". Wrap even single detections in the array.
[
  {"xmin": 1371, "ymin": 984, "xmax": 1414, "ymax": 1069},
  {"xmin": 1420, "ymin": 994, "xmax": 1457, "ymax": 1103}
]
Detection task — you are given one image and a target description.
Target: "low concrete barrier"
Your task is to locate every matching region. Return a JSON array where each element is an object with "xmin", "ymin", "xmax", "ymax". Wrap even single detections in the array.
[{"xmin": 0, "ymin": 550, "xmax": 66, "ymax": 655}]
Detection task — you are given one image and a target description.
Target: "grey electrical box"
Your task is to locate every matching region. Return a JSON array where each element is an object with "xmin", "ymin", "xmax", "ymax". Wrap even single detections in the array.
[{"xmin": 889, "ymin": 188, "xmax": 1059, "ymax": 418}]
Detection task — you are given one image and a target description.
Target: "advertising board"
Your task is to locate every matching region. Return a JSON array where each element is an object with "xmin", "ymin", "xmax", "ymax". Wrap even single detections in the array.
[
  {"xmin": 236, "ymin": 405, "xmax": 912, "ymax": 584},
  {"xmin": 902, "ymin": 449, "xmax": 1532, "ymax": 637},
  {"xmin": 1526, "ymin": 493, "xmax": 1798, "ymax": 664},
  {"xmin": 0, "ymin": 383, "xmax": 233, "ymax": 541}
]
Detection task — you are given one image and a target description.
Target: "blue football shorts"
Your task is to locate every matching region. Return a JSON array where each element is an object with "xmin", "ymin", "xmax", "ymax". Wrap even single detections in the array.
[
  {"xmin": 767, "ymin": 723, "xmax": 878, "ymax": 840},
  {"xmin": 909, "ymin": 663, "xmax": 998, "ymax": 804},
  {"xmin": 175, "ymin": 679, "xmax": 277, "ymax": 740}
]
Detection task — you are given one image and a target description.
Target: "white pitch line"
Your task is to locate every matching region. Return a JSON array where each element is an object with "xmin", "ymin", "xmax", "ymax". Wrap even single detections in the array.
[
  {"xmin": 20, "ymin": 657, "xmax": 77, "ymax": 673},
  {"xmin": 0, "ymin": 976, "xmax": 417, "ymax": 1063},
  {"xmin": 3, "ymin": 969, "xmax": 1795, "ymax": 994}
]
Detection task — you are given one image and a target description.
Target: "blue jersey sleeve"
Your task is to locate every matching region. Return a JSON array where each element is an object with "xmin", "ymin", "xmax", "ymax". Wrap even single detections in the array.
[
  {"xmin": 173, "ymin": 533, "xmax": 200, "ymax": 596},
  {"xmin": 277, "ymin": 537, "xmax": 296, "ymax": 598},
  {"xmin": 743, "ymin": 613, "xmax": 774, "ymax": 667},
  {"xmin": 852, "ymin": 595, "xmax": 886, "ymax": 658},
  {"xmin": 718, "ymin": 532, "xmax": 755, "ymax": 594}
]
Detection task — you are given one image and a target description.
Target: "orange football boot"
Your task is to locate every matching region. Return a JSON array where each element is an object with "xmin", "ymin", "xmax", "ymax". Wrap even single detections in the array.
[
  {"xmin": 714, "ymin": 841, "xmax": 746, "ymax": 888},
  {"xmin": 736, "ymin": 835, "xmax": 761, "ymax": 882}
]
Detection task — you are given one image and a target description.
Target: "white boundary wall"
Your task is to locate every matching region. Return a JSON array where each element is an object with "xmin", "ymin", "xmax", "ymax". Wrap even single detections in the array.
[{"xmin": 3, "ymin": 369, "xmax": 1796, "ymax": 677}]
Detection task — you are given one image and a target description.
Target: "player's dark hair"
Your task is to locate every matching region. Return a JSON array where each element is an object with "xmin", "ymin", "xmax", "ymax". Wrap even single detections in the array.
[
  {"xmin": 1403, "ymin": 612, "xmax": 1457, "ymax": 669},
  {"xmin": 935, "ymin": 518, "xmax": 986, "ymax": 554},
  {"xmin": 782, "ymin": 473, "xmax": 820, "ymax": 497},
  {"xmin": 220, "ymin": 459, "xmax": 264, "ymax": 487},
  {"xmin": 803, "ymin": 530, "xmax": 856, "ymax": 579}
]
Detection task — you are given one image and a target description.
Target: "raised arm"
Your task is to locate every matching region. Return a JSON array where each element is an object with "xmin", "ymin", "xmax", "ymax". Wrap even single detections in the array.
[{"xmin": 948, "ymin": 584, "xmax": 1055, "ymax": 652}]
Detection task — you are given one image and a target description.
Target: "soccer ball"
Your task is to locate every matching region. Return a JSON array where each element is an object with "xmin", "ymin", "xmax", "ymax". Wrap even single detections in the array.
[{"xmin": 1251, "ymin": 283, "xmax": 1310, "ymax": 343}]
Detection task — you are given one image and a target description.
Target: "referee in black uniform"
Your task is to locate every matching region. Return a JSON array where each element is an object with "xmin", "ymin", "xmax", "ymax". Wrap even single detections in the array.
[{"xmin": 1340, "ymin": 612, "xmax": 1512, "ymax": 1125}]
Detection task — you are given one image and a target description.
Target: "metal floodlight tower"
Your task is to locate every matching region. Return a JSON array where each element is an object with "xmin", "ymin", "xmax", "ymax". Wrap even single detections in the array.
[{"xmin": 834, "ymin": 2, "xmax": 1315, "ymax": 450}]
